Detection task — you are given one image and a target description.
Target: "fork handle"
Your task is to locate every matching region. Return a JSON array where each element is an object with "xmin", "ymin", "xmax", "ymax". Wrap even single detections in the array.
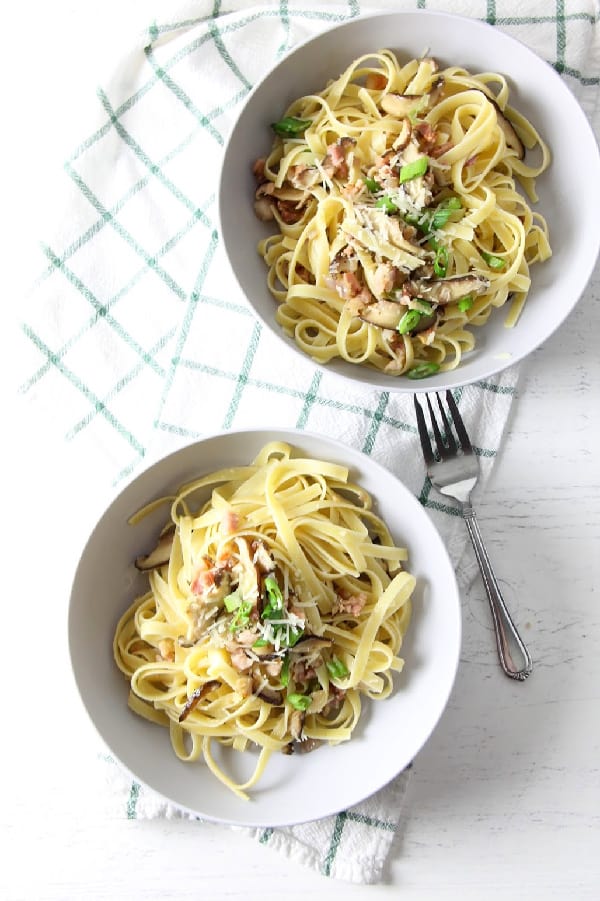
[{"xmin": 462, "ymin": 505, "xmax": 533, "ymax": 681}]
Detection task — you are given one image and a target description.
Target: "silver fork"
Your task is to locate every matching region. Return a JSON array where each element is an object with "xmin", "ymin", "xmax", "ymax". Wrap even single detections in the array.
[{"xmin": 414, "ymin": 390, "xmax": 532, "ymax": 681}]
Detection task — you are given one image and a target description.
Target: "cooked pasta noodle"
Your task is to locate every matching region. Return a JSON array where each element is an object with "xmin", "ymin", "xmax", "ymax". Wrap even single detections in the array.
[
  {"xmin": 252, "ymin": 50, "xmax": 551, "ymax": 379},
  {"xmin": 114, "ymin": 442, "xmax": 415, "ymax": 799}
]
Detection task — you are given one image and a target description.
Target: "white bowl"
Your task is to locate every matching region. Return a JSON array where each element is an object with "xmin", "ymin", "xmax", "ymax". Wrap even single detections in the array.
[
  {"xmin": 68, "ymin": 429, "xmax": 460, "ymax": 827},
  {"xmin": 218, "ymin": 10, "xmax": 600, "ymax": 392}
]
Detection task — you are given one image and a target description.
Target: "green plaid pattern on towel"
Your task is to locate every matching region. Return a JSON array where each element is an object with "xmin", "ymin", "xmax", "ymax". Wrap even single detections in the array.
[{"xmin": 18, "ymin": 0, "xmax": 600, "ymax": 884}]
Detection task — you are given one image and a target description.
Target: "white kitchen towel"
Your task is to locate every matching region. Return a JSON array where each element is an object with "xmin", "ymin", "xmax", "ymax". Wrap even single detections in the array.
[{"xmin": 17, "ymin": 0, "xmax": 600, "ymax": 884}]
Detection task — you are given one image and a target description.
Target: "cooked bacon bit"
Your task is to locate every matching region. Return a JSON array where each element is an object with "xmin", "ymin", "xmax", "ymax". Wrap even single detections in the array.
[
  {"xmin": 275, "ymin": 199, "xmax": 306, "ymax": 224},
  {"xmin": 291, "ymin": 660, "xmax": 318, "ymax": 683},
  {"xmin": 252, "ymin": 158, "xmax": 266, "ymax": 180},
  {"xmin": 333, "ymin": 590, "xmax": 368, "ymax": 617},
  {"xmin": 366, "ymin": 72, "xmax": 388, "ymax": 90},
  {"xmin": 372, "ymin": 263, "xmax": 401, "ymax": 299},
  {"xmin": 265, "ymin": 658, "xmax": 283, "ymax": 678},
  {"xmin": 232, "ymin": 628, "xmax": 260, "ymax": 648},
  {"xmin": 157, "ymin": 639, "xmax": 175, "ymax": 662},
  {"xmin": 338, "ymin": 270, "xmax": 362, "ymax": 299},
  {"xmin": 178, "ymin": 680, "xmax": 219, "ymax": 722},
  {"xmin": 221, "ymin": 509, "xmax": 240, "ymax": 536},
  {"xmin": 322, "ymin": 137, "xmax": 355, "ymax": 180},
  {"xmin": 321, "ymin": 687, "xmax": 346, "ymax": 720},
  {"xmin": 414, "ymin": 121, "xmax": 438, "ymax": 151},
  {"xmin": 190, "ymin": 556, "xmax": 214, "ymax": 594},
  {"xmin": 430, "ymin": 140, "xmax": 454, "ymax": 159},
  {"xmin": 230, "ymin": 647, "xmax": 253, "ymax": 672},
  {"xmin": 190, "ymin": 556, "xmax": 231, "ymax": 596}
]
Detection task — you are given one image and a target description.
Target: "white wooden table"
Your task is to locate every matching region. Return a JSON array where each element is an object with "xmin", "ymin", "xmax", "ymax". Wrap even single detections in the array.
[{"xmin": 3, "ymin": 4, "xmax": 599, "ymax": 898}]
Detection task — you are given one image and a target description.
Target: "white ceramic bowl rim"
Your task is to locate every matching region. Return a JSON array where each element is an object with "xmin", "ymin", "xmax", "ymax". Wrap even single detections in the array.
[
  {"xmin": 218, "ymin": 10, "xmax": 600, "ymax": 393},
  {"xmin": 68, "ymin": 428, "xmax": 461, "ymax": 827}
]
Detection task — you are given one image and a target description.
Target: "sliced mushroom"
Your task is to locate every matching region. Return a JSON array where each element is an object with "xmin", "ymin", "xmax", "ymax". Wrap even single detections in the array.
[
  {"xmin": 253, "ymin": 196, "xmax": 275, "ymax": 221},
  {"xmin": 409, "ymin": 273, "xmax": 490, "ymax": 305},
  {"xmin": 134, "ymin": 526, "xmax": 175, "ymax": 571},
  {"xmin": 178, "ymin": 680, "xmax": 219, "ymax": 723},
  {"xmin": 320, "ymin": 691, "xmax": 346, "ymax": 721},
  {"xmin": 493, "ymin": 102, "xmax": 525, "ymax": 160},
  {"xmin": 357, "ymin": 298, "xmax": 407, "ymax": 330},
  {"xmin": 476, "ymin": 90, "xmax": 525, "ymax": 160},
  {"xmin": 289, "ymin": 709, "xmax": 305, "ymax": 741},
  {"xmin": 392, "ymin": 117, "xmax": 412, "ymax": 151},
  {"xmin": 252, "ymin": 676, "xmax": 283, "ymax": 706},
  {"xmin": 380, "ymin": 93, "xmax": 424, "ymax": 118},
  {"xmin": 282, "ymin": 737, "xmax": 323, "ymax": 755},
  {"xmin": 287, "ymin": 636, "xmax": 333, "ymax": 656},
  {"xmin": 428, "ymin": 76, "xmax": 446, "ymax": 106}
]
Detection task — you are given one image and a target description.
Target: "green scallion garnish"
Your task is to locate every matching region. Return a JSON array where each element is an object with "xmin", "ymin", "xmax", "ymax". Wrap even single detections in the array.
[
  {"xmin": 375, "ymin": 195, "xmax": 398, "ymax": 214},
  {"xmin": 262, "ymin": 575, "xmax": 283, "ymax": 618},
  {"xmin": 413, "ymin": 298, "xmax": 434, "ymax": 315},
  {"xmin": 365, "ymin": 176, "xmax": 382, "ymax": 192},
  {"xmin": 326, "ymin": 656, "xmax": 350, "ymax": 679},
  {"xmin": 287, "ymin": 693, "xmax": 312, "ymax": 711},
  {"xmin": 399, "ymin": 156, "xmax": 428, "ymax": 183},
  {"xmin": 458, "ymin": 295, "xmax": 475, "ymax": 312},
  {"xmin": 431, "ymin": 196, "xmax": 461, "ymax": 230},
  {"xmin": 271, "ymin": 116, "xmax": 312, "ymax": 137},
  {"xmin": 480, "ymin": 250, "xmax": 506, "ymax": 269},
  {"xmin": 433, "ymin": 245, "xmax": 449, "ymax": 277},
  {"xmin": 407, "ymin": 362, "xmax": 441, "ymax": 379},
  {"xmin": 224, "ymin": 591, "xmax": 242, "ymax": 612},
  {"xmin": 280, "ymin": 655, "xmax": 290, "ymax": 687},
  {"xmin": 397, "ymin": 309, "xmax": 421, "ymax": 334},
  {"xmin": 228, "ymin": 599, "xmax": 253, "ymax": 632}
]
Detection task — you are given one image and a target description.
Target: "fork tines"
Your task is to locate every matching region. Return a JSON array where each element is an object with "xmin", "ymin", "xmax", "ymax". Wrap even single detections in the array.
[{"xmin": 414, "ymin": 390, "xmax": 473, "ymax": 463}]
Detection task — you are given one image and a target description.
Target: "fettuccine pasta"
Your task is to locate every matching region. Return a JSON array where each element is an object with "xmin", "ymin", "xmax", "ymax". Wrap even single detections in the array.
[
  {"xmin": 114, "ymin": 442, "xmax": 414, "ymax": 799},
  {"xmin": 252, "ymin": 50, "xmax": 551, "ymax": 379}
]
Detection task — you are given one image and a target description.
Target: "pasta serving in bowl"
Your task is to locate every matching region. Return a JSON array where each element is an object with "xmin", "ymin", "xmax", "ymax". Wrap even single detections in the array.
[
  {"xmin": 218, "ymin": 11, "xmax": 600, "ymax": 392},
  {"xmin": 253, "ymin": 50, "xmax": 551, "ymax": 380},
  {"xmin": 114, "ymin": 441, "xmax": 414, "ymax": 800},
  {"xmin": 68, "ymin": 429, "xmax": 460, "ymax": 827}
]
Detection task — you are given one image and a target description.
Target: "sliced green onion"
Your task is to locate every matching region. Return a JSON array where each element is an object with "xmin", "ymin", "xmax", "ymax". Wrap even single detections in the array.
[
  {"xmin": 280, "ymin": 655, "xmax": 290, "ymax": 687},
  {"xmin": 364, "ymin": 176, "xmax": 382, "ymax": 192},
  {"xmin": 375, "ymin": 195, "xmax": 398, "ymax": 214},
  {"xmin": 480, "ymin": 250, "xmax": 506, "ymax": 269},
  {"xmin": 287, "ymin": 693, "xmax": 312, "ymax": 711},
  {"xmin": 407, "ymin": 362, "xmax": 441, "ymax": 379},
  {"xmin": 433, "ymin": 245, "xmax": 449, "ymax": 277},
  {"xmin": 229, "ymin": 599, "xmax": 253, "ymax": 632},
  {"xmin": 224, "ymin": 591, "xmax": 242, "ymax": 612},
  {"xmin": 413, "ymin": 298, "xmax": 434, "ymax": 315},
  {"xmin": 431, "ymin": 196, "xmax": 461, "ymax": 230},
  {"xmin": 458, "ymin": 294, "xmax": 474, "ymax": 312},
  {"xmin": 397, "ymin": 309, "xmax": 422, "ymax": 334},
  {"xmin": 286, "ymin": 627, "xmax": 304, "ymax": 647},
  {"xmin": 271, "ymin": 116, "xmax": 312, "ymax": 137},
  {"xmin": 326, "ymin": 656, "xmax": 350, "ymax": 679},
  {"xmin": 399, "ymin": 156, "xmax": 428, "ymax": 183},
  {"xmin": 262, "ymin": 575, "xmax": 283, "ymax": 618},
  {"xmin": 252, "ymin": 637, "xmax": 270, "ymax": 648}
]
